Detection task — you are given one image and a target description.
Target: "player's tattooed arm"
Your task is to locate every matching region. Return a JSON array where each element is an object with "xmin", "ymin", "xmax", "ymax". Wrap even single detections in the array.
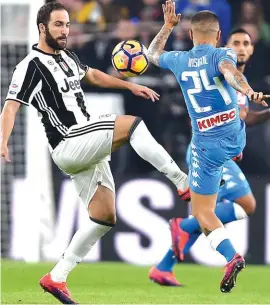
[
  {"xmin": 148, "ymin": 0, "xmax": 181, "ymax": 66},
  {"xmin": 218, "ymin": 60, "xmax": 252, "ymax": 95},
  {"xmin": 148, "ymin": 26, "xmax": 173, "ymax": 66},
  {"xmin": 219, "ymin": 60, "xmax": 268, "ymax": 106}
]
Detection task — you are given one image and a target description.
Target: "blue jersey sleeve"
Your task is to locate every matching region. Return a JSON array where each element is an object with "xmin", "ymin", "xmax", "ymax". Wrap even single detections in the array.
[
  {"xmin": 216, "ymin": 48, "xmax": 237, "ymax": 67},
  {"xmin": 159, "ymin": 51, "xmax": 181, "ymax": 71}
]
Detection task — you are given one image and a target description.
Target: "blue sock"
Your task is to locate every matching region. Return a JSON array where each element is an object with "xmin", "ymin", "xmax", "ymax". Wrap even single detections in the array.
[
  {"xmin": 216, "ymin": 239, "xmax": 237, "ymax": 262},
  {"xmin": 183, "ymin": 233, "xmax": 200, "ymax": 254},
  {"xmin": 180, "ymin": 202, "xmax": 238, "ymax": 234},
  {"xmin": 156, "ymin": 248, "xmax": 177, "ymax": 272}
]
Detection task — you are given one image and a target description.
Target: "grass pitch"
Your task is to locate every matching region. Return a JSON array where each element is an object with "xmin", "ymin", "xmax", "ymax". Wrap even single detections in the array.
[{"xmin": 1, "ymin": 260, "xmax": 270, "ymax": 304}]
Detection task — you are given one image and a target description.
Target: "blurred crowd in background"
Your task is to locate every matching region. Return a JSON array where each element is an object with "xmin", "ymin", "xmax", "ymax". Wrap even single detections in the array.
[{"xmin": 47, "ymin": 0, "xmax": 270, "ymax": 176}]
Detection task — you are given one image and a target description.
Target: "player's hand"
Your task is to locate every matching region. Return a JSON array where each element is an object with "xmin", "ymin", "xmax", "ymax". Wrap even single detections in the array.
[
  {"xmin": 247, "ymin": 90, "xmax": 268, "ymax": 107},
  {"xmin": 163, "ymin": 0, "xmax": 181, "ymax": 28},
  {"xmin": 129, "ymin": 84, "xmax": 160, "ymax": 102},
  {"xmin": 1, "ymin": 143, "xmax": 11, "ymax": 163}
]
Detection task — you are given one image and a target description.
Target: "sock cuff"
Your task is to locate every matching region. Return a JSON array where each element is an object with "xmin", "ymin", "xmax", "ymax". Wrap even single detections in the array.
[
  {"xmin": 128, "ymin": 117, "xmax": 142, "ymax": 141},
  {"xmin": 233, "ymin": 203, "xmax": 248, "ymax": 220},
  {"xmin": 207, "ymin": 227, "xmax": 229, "ymax": 250},
  {"xmin": 90, "ymin": 217, "xmax": 115, "ymax": 227}
]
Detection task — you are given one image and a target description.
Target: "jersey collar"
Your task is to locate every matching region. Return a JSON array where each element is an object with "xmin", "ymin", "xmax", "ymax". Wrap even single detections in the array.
[
  {"xmin": 32, "ymin": 44, "xmax": 62, "ymax": 58},
  {"xmin": 192, "ymin": 44, "xmax": 214, "ymax": 50}
]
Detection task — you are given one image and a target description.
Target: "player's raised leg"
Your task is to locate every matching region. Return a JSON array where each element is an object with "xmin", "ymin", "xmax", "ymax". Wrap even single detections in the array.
[
  {"xmin": 112, "ymin": 115, "xmax": 190, "ymax": 200},
  {"xmin": 40, "ymin": 112, "xmax": 191, "ymax": 301}
]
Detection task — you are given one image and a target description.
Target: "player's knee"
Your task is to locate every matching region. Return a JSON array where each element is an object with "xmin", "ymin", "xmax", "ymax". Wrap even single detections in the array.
[
  {"xmin": 105, "ymin": 211, "xmax": 117, "ymax": 225},
  {"xmin": 245, "ymin": 195, "xmax": 256, "ymax": 215},
  {"xmin": 91, "ymin": 213, "xmax": 117, "ymax": 226},
  {"xmin": 236, "ymin": 194, "xmax": 256, "ymax": 216}
]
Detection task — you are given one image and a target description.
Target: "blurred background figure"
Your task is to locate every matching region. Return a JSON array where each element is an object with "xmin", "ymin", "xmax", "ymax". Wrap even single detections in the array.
[
  {"xmin": 175, "ymin": 0, "xmax": 231, "ymax": 44},
  {"xmin": 59, "ymin": 0, "xmax": 130, "ymax": 31},
  {"xmin": 237, "ymin": 0, "xmax": 270, "ymax": 45}
]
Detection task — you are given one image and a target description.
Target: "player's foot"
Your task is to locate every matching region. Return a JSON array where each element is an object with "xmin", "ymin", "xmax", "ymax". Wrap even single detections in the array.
[
  {"xmin": 40, "ymin": 273, "xmax": 78, "ymax": 304},
  {"xmin": 178, "ymin": 187, "xmax": 191, "ymax": 202},
  {"xmin": 169, "ymin": 218, "xmax": 190, "ymax": 261},
  {"xmin": 149, "ymin": 266, "xmax": 182, "ymax": 286},
  {"xmin": 220, "ymin": 253, "xmax": 245, "ymax": 293}
]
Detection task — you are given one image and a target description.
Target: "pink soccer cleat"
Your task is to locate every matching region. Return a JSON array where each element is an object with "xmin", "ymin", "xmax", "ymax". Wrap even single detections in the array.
[
  {"xmin": 149, "ymin": 266, "xmax": 182, "ymax": 286},
  {"xmin": 39, "ymin": 273, "xmax": 78, "ymax": 304},
  {"xmin": 220, "ymin": 253, "xmax": 245, "ymax": 293},
  {"xmin": 170, "ymin": 218, "xmax": 190, "ymax": 261}
]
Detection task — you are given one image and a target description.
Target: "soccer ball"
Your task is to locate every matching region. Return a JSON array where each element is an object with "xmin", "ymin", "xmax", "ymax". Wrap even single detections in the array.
[{"xmin": 111, "ymin": 40, "xmax": 149, "ymax": 77}]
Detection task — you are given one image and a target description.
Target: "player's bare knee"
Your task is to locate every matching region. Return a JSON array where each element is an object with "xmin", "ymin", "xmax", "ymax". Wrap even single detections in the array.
[
  {"xmin": 90, "ymin": 215, "xmax": 116, "ymax": 227},
  {"xmin": 245, "ymin": 195, "xmax": 256, "ymax": 215},
  {"xmin": 97, "ymin": 209, "xmax": 117, "ymax": 225},
  {"xmin": 112, "ymin": 115, "xmax": 139, "ymax": 150},
  {"xmin": 88, "ymin": 185, "xmax": 116, "ymax": 225},
  {"xmin": 89, "ymin": 210, "xmax": 116, "ymax": 226},
  {"xmin": 236, "ymin": 194, "xmax": 256, "ymax": 216}
]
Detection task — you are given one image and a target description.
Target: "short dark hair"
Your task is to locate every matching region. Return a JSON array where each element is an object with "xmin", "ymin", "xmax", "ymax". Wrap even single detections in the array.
[
  {"xmin": 36, "ymin": 2, "xmax": 67, "ymax": 33},
  {"xmin": 191, "ymin": 10, "xmax": 219, "ymax": 27},
  {"xmin": 228, "ymin": 28, "xmax": 252, "ymax": 41}
]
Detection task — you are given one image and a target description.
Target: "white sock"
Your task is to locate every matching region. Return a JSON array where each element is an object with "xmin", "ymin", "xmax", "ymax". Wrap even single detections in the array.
[
  {"xmin": 130, "ymin": 119, "xmax": 188, "ymax": 190},
  {"xmin": 233, "ymin": 203, "xmax": 248, "ymax": 220},
  {"xmin": 206, "ymin": 227, "xmax": 229, "ymax": 250},
  {"xmin": 50, "ymin": 218, "xmax": 114, "ymax": 282}
]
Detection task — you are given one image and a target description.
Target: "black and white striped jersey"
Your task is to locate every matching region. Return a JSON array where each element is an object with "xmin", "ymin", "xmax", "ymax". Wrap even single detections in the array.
[{"xmin": 6, "ymin": 44, "xmax": 91, "ymax": 150}]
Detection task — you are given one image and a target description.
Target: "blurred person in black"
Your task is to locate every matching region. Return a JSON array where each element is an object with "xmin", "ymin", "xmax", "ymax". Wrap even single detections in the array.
[
  {"xmin": 139, "ymin": 0, "xmax": 164, "ymax": 22},
  {"xmin": 239, "ymin": 23, "xmax": 270, "ymax": 92},
  {"xmin": 175, "ymin": 0, "xmax": 231, "ymax": 44},
  {"xmin": 237, "ymin": 23, "xmax": 270, "ymax": 174},
  {"xmin": 236, "ymin": 0, "xmax": 270, "ymax": 45},
  {"xmin": 58, "ymin": 0, "xmax": 130, "ymax": 30}
]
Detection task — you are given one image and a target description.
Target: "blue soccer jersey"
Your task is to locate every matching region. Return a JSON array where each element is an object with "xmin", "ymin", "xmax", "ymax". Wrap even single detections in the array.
[
  {"xmin": 159, "ymin": 45, "xmax": 246, "ymax": 195},
  {"xmin": 159, "ymin": 45, "xmax": 242, "ymax": 138}
]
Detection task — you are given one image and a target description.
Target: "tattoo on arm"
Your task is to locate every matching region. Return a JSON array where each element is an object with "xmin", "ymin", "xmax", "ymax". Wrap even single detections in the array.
[
  {"xmin": 148, "ymin": 26, "xmax": 173, "ymax": 66},
  {"xmin": 218, "ymin": 60, "xmax": 252, "ymax": 95}
]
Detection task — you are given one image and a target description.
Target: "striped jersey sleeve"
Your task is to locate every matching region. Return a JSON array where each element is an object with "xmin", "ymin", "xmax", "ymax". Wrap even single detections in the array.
[{"xmin": 6, "ymin": 59, "xmax": 41, "ymax": 106}]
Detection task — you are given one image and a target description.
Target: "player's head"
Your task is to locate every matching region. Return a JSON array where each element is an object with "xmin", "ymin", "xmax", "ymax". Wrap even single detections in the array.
[
  {"xmin": 37, "ymin": 2, "xmax": 69, "ymax": 51},
  {"xmin": 190, "ymin": 10, "xmax": 221, "ymax": 46},
  {"xmin": 226, "ymin": 28, "xmax": 254, "ymax": 66}
]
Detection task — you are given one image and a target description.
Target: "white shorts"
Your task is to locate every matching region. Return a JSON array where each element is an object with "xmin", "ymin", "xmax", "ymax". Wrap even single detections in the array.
[{"xmin": 51, "ymin": 114, "xmax": 117, "ymax": 207}]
